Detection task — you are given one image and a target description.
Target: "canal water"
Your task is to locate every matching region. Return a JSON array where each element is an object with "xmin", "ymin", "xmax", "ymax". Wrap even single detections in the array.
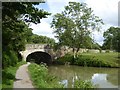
[{"xmin": 48, "ymin": 65, "xmax": 118, "ymax": 88}]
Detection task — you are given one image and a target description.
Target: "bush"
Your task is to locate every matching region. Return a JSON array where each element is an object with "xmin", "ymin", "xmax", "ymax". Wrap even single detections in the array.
[
  {"xmin": 75, "ymin": 55, "xmax": 113, "ymax": 67},
  {"xmin": 2, "ymin": 52, "xmax": 10, "ymax": 68},
  {"xmin": 2, "ymin": 50, "xmax": 18, "ymax": 69},
  {"xmin": 55, "ymin": 54, "xmax": 74, "ymax": 65},
  {"xmin": 9, "ymin": 51, "xmax": 18, "ymax": 66},
  {"xmin": 74, "ymin": 79, "xmax": 94, "ymax": 88}
]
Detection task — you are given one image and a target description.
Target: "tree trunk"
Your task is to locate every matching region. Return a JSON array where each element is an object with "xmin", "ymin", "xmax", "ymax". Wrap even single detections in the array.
[{"xmin": 73, "ymin": 48, "xmax": 76, "ymax": 59}]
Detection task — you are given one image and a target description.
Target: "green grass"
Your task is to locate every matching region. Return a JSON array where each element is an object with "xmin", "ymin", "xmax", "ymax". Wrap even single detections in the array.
[
  {"xmin": 55, "ymin": 52, "xmax": 119, "ymax": 68},
  {"xmin": 81, "ymin": 52, "xmax": 119, "ymax": 62},
  {"xmin": 28, "ymin": 63, "xmax": 64, "ymax": 88},
  {"xmin": 2, "ymin": 61, "xmax": 26, "ymax": 88},
  {"xmin": 80, "ymin": 52, "xmax": 119, "ymax": 67}
]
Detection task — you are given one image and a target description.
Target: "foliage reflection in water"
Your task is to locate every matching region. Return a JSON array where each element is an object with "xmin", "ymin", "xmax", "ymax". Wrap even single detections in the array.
[{"xmin": 48, "ymin": 65, "xmax": 118, "ymax": 88}]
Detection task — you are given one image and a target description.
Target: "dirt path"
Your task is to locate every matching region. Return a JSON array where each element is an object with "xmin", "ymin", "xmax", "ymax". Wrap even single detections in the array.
[{"xmin": 13, "ymin": 62, "xmax": 34, "ymax": 88}]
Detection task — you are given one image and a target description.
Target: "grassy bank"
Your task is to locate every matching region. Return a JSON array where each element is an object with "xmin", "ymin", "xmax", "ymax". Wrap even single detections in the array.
[
  {"xmin": 28, "ymin": 63, "xmax": 94, "ymax": 88},
  {"xmin": 81, "ymin": 52, "xmax": 119, "ymax": 67},
  {"xmin": 55, "ymin": 52, "xmax": 119, "ymax": 68},
  {"xmin": 28, "ymin": 63, "xmax": 63, "ymax": 88},
  {"xmin": 2, "ymin": 61, "xmax": 26, "ymax": 88}
]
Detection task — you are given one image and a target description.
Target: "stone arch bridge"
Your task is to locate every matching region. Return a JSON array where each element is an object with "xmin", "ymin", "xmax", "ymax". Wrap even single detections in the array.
[
  {"xmin": 20, "ymin": 44, "xmax": 89, "ymax": 64},
  {"xmin": 20, "ymin": 44, "xmax": 55, "ymax": 64}
]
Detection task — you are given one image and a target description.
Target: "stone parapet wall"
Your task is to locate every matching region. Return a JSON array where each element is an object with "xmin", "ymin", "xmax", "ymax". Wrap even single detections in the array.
[{"xmin": 25, "ymin": 44, "xmax": 47, "ymax": 50}]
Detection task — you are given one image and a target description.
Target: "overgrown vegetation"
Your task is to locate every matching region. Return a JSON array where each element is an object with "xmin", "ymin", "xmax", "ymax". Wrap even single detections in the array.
[
  {"xmin": 28, "ymin": 63, "xmax": 64, "ymax": 88},
  {"xmin": 55, "ymin": 52, "xmax": 119, "ymax": 68},
  {"xmin": 2, "ymin": 61, "xmax": 26, "ymax": 88},
  {"xmin": 28, "ymin": 63, "xmax": 95, "ymax": 88},
  {"xmin": 2, "ymin": 50, "xmax": 20, "ymax": 69},
  {"xmin": 74, "ymin": 79, "xmax": 94, "ymax": 88}
]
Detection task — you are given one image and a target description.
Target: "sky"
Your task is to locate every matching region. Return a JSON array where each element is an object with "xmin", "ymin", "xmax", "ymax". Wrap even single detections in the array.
[{"xmin": 29, "ymin": 0, "xmax": 119, "ymax": 46}]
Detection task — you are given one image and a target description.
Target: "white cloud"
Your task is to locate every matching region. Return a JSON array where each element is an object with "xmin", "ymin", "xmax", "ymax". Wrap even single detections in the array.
[
  {"xmin": 91, "ymin": 23, "xmax": 117, "ymax": 45},
  {"xmin": 92, "ymin": 31, "xmax": 104, "ymax": 46},
  {"xmin": 30, "ymin": 0, "xmax": 119, "ymax": 45},
  {"xmin": 47, "ymin": 0, "xmax": 80, "ymax": 15},
  {"xmin": 85, "ymin": 0, "xmax": 118, "ymax": 26},
  {"xmin": 29, "ymin": 19, "xmax": 55, "ymax": 39}
]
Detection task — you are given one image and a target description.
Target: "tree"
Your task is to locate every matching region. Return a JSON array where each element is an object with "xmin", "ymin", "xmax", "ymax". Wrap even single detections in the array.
[
  {"xmin": 2, "ymin": 2, "xmax": 50, "ymax": 24},
  {"xmin": 102, "ymin": 27, "xmax": 120, "ymax": 52},
  {"xmin": 28, "ymin": 34, "xmax": 55, "ymax": 45},
  {"xmin": 2, "ymin": 2, "xmax": 50, "ymax": 68},
  {"xmin": 2, "ymin": 2, "xmax": 50, "ymax": 51},
  {"xmin": 51, "ymin": 2, "xmax": 103, "ymax": 58}
]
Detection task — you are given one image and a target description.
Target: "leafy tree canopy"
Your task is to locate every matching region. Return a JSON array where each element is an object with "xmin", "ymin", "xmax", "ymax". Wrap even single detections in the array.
[
  {"xmin": 102, "ymin": 27, "xmax": 120, "ymax": 52},
  {"xmin": 2, "ymin": 2, "xmax": 50, "ymax": 24},
  {"xmin": 51, "ymin": 2, "xmax": 103, "ymax": 57},
  {"xmin": 2, "ymin": 2, "xmax": 50, "ymax": 52},
  {"xmin": 27, "ymin": 34, "xmax": 55, "ymax": 45},
  {"xmin": 2, "ymin": 2, "xmax": 51, "ymax": 68}
]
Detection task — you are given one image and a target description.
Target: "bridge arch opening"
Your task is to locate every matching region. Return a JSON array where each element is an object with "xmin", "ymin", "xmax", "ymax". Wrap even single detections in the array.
[{"xmin": 26, "ymin": 51, "xmax": 52, "ymax": 65}]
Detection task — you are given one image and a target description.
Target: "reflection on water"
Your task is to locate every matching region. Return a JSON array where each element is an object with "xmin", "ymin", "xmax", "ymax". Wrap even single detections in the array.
[
  {"xmin": 91, "ymin": 74, "xmax": 118, "ymax": 88},
  {"xmin": 48, "ymin": 65, "xmax": 118, "ymax": 88}
]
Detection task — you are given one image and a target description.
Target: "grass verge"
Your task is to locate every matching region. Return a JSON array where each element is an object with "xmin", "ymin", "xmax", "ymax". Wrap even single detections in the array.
[
  {"xmin": 2, "ymin": 61, "xmax": 26, "ymax": 88},
  {"xmin": 28, "ymin": 63, "xmax": 64, "ymax": 88}
]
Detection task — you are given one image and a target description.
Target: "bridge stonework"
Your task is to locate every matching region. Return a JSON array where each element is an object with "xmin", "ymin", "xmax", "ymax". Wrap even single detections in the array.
[{"xmin": 20, "ymin": 44, "xmax": 54, "ymax": 61}]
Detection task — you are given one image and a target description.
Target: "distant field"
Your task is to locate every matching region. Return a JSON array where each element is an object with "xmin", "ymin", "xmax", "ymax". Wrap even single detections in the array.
[{"xmin": 81, "ymin": 52, "xmax": 119, "ymax": 67}]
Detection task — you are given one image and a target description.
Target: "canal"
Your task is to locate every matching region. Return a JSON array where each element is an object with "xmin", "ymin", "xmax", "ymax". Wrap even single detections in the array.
[{"xmin": 48, "ymin": 65, "xmax": 118, "ymax": 88}]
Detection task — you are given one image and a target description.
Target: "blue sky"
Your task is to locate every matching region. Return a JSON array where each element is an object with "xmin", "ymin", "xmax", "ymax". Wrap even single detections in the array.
[
  {"xmin": 35, "ymin": 2, "xmax": 50, "ymax": 12},
  {"xmin": 29, "ymin": 0, "xmax": 119, "ymax": 46}
]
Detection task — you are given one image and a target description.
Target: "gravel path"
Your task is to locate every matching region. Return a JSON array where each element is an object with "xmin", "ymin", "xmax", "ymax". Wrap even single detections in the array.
[{"xmin": 13, "ymin": 62, "xmax": 34, "ymax": 88}]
